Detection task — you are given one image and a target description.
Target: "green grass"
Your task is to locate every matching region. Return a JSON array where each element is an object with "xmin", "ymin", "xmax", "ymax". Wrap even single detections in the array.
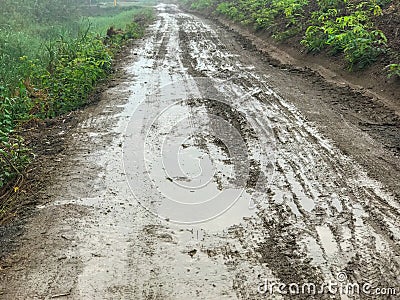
[
  {"xmin": 87, "ymin": 8, "xmax": 152, "ymax": 35},
  {"xmin": 0, "ymin": 1, "xmax": 153, "ymax": 195},
  {"xmin": 0, "ymin": 5, "xmax": 150, "ymax": 90}
]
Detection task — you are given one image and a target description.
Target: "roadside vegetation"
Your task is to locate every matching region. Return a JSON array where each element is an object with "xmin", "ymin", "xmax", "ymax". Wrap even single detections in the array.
[
  {"xmin": 181, "ymin": 0, "xmax": 399, "ymax": 76},
  {"xmin": 0, "ymin": 0, "xmax": 153, "ymax": 217}
]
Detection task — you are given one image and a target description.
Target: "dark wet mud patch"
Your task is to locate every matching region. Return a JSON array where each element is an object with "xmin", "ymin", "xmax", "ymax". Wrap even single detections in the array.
[
  {"xmin": 344, "ymin": 251, "xmax": 400, "ymax": 299},
  {"xmin": 177, "ymin": 20, "xmax": 207, "ymax": 78},
  {"xmin": 255, "ymin": 207, "xmax": 327, "ymax": 299},
  {"xmin": 186, "ymin": 97, "xmax": 262, "ymax": 190}
]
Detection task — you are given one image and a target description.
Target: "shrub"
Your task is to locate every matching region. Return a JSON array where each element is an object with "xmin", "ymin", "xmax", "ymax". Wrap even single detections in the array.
[
  {"xmin": 386, "ymin": 63, "xmax": 400, "ymax": 78},
  {"xmin": 0, "ymin": 2, "xmax": 151, "ymax": 202},
  {"xmin": 302, "ymin": 3, "xmax": 387, "ymax": 68}
]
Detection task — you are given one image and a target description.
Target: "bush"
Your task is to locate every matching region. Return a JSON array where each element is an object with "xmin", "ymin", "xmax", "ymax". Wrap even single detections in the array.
[
  {"xmin": 301, "ymin": 2, "xmax": 387, "ymax": 68},
  {"xmin": 0, "ymin": 137, "xmax": 32, "ymax": 189},
  {"xmin": 0, "ymin": 2, "xmax": 151, "ymax": 200},
  {"xmin": 37, "ymin": 33, "xmax": 113, "ymax": 117},
  {"xmin": 216, "ymin": 0, "xmax": 308, "ymax": 29}
]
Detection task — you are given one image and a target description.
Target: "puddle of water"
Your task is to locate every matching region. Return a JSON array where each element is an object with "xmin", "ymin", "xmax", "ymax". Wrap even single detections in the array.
[
  {"xmin": 121, "ymin": 73, "xmax": 261, "ymax": 229},
  {"xmin": 316, "ymin": 225, "xmax": 339, "ymax": 257},
  {"xmin": 285, "ymin": 195, "xmax": 302, "ymax": 217},
  {"xmin": 330, "ymin": 193, "xmax": 343, "ymax": 213},
  {"xmin": 144, "ymin": 104, "xmax": 257, "ymax": 228},
  {"xmin": 352, "ymin": 204, "xmax": 365, "ymax": 227},
  {"xmin": 302, "ymin": 235, "xmax": 326, "ymax": 266}
]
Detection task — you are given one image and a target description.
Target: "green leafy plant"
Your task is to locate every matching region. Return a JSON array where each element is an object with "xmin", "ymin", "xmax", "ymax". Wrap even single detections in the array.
[
  {"xmin": 217, "ymin": 0, "xmax": 308, "ymax": 30},
  {"xmin": 217, "ymin": 2, "xmax": 244, "ymax": 21},
  {"xmin": 0, "ymin": 137, "xmax": 32, "ymax": 188},
  {"xmin": 386, "ymin": 63, "xmax": 400, "ymax": 78},
  {"xmin": 301, "ymin": 3, "xmax": 387, "ymax": 68}
]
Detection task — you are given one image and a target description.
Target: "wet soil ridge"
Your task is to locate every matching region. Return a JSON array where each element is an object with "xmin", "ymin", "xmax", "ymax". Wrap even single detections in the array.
[{"xmin": 0, "ymin": 4, "xmax": 399, "ymax": 299}]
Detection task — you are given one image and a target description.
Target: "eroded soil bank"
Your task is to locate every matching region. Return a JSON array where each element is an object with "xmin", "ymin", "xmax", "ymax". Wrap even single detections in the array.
[{"xmin": 0, "ymin": 4, "xmax": 399, "ymax": 299}]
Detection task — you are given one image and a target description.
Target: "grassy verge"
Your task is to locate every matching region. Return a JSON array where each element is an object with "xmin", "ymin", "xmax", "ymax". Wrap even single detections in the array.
[
  {"xmin": 0, "ymin": 1, "xmax": 153, "ymax": 218},
  {"xmin": 181, "ymin": 0, "xmax": 399, "ymax": 76}
]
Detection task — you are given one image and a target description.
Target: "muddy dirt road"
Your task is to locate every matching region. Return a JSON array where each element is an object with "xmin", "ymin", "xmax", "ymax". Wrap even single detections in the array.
[{"xmin": 1, "ymin": 4, "xmax": 400, "ymax": 299}]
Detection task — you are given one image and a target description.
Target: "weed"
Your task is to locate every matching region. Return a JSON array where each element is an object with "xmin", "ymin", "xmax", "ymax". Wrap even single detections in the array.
[
  {"xmin": 386, "ymin": 63, "xmax": 400, "ymax": 78},
  {"xmin": 0, "ymin": 137, "xmax": 32, "ymax": 189}
]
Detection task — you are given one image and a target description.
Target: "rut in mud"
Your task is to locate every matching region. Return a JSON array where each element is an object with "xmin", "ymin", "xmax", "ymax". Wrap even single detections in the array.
[{"xmin": 1, "ymin": 4, "xmax": 399, "ymax": 299}]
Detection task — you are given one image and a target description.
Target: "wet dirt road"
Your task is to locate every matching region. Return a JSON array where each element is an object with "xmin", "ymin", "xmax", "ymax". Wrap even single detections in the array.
[{"xmin": 1, "ymin": 4, "xmax": 400, "ymax": 299}]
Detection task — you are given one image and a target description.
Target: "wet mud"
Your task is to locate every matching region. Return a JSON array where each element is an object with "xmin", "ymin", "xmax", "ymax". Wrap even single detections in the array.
[{"xmin": 0, "ymin": 4, "xmax": 399, "ymax": 300}]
